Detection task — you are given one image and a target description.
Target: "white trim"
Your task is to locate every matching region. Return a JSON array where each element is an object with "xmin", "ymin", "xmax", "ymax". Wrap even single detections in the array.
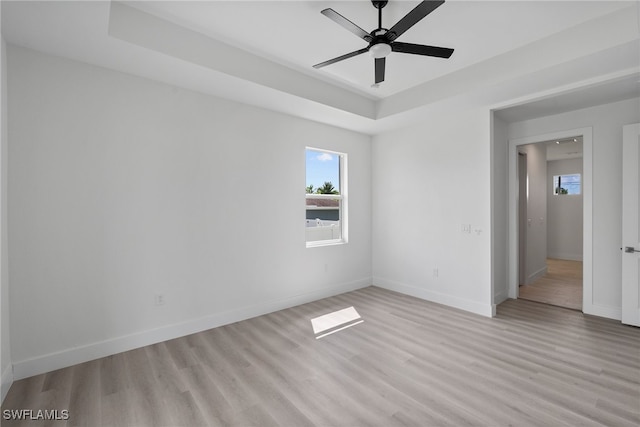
[
  {"xmin": 507, "ymin": 127, "xmax": 593, "ymax": 315},
  {"xmin": 373, "ymin": 277, "xmax": 494, "ymax": 318},
  {"xmin": 12, "ymin": 278, "xmax": 371, "ymax": 380},
  {"xmin": 526, "ymin": 265, "xmax": 548, "ymax": 285},
  {"xmin": 305, "ymin": 206, "xmax": 340, "ymax": 211},
  {"xmin": 547, "ymin": 252, "xmax": 583, "ymax": 262},
  {"xmin": 1, "ymin": 364, "xmax": 13, "ymax": 403},
  {"xmin": 305, "ymin": 238, "xmax": 345, "ymax": 248},
  {"xmin": 585, "ymin": 304, "xmax": 622, "ymax": 321},
  {"xmin": 305, "ymin": 194, "xmax": 343, "ymax": 200},
  {"xmin": 494, "ymin": 289, "xmax": 509, "ymax": 306}
]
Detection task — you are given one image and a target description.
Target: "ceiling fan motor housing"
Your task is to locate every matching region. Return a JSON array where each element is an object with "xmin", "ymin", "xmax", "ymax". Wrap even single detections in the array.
[{"xmin": 371, "ymin": 1, "xmax": 388, "ymax": 9}]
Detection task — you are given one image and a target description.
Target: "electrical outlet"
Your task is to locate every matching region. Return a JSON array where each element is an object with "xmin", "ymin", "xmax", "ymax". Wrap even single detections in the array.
[
  {"xmin": 154, "ymin": 294, "xmax": 165, "ymax": 306},
  {"xmin": 433, "ymin": 268, "xmax": 439, "ymax": 278}
]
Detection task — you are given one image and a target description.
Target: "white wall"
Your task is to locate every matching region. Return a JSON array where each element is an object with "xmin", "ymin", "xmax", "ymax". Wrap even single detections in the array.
[
  {"xmin": 547, "ymin": 158, "xmax": 583, "ymax": 261},
  {"xmin": 1, "ymin": 14, "xmax": 13, "ymax": 401},
  {"xmin": 519, "ymin": 143, "xmax": 548, "ymax": 283},
  {"xmin": 373, "ymin": 95, "xmax": 637, "ymax": 321},
  {"xmin": 508, "ymin": 98, "xmax": 640, "ymax": 317},
  {"xmin": 7, "ymin": 46, "xmax": 372, "ymax": 379},
  {"xmin": 372, "ymin": 107, "xmax": 493, "ymax": 317}
]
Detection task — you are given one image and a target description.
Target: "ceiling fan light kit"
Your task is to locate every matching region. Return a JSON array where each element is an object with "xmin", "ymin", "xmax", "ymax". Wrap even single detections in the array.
[
  {"xmin": 369, "ymin": 42, "xmax": 391, "ymax": 58},
  {"xmin": 313, "ymin": 0, "xmax": 454, "ymax": 84}
]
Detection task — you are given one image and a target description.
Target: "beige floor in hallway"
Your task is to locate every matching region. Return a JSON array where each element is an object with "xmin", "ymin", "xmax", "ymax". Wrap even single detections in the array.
[
  {"xmin": 519, "ymin": 258, "xmax": 583, "ymax": 310},
  {"xmin": 3, "ymin": 286, "xmax": 639, "ymax": 426}
]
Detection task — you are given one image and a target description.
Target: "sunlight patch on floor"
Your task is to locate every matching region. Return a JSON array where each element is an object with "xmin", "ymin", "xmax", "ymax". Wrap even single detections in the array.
[{"xmin": 311, "ymin": 306, "xmax": 363, "ymax": 339}]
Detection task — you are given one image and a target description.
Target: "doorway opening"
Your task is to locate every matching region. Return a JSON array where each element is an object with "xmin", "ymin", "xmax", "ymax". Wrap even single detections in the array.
[
  {"xmin": 516, "ymin": 136, "xmax": 584, "ymax": 310},
  {"xmin": 519, "ymin": 258, "xmax": 582, "ymax": 310},
  {"xmin": 508, "ymin": 127, "xmax": 593, "ymax": 313}
]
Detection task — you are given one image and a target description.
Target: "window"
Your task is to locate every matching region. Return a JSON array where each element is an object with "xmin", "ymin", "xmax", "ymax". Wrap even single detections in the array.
[
  {"xmin": 553, "ymin": 173, "xmax": 581, "ymax": 195},
  {"xmin": 305, "ymin": 148, "xmax": 347, "ymax": 246}
]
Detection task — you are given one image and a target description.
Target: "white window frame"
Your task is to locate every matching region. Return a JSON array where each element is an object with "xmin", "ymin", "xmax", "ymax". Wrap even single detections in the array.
[{"xmin": 305, "ymin": 148, "xmax": 348, "ymax": 248}]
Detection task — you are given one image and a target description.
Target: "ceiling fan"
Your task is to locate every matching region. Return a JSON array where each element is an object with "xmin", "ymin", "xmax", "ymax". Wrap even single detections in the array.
[{"xmin": 313, "ymin": 0, "xmax": 454, "ymax": 84}]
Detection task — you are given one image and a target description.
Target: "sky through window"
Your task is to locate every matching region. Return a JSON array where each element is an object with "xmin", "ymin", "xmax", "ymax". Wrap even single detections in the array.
[{"xmin": 306, "ymin": 149, "xmax": 340, "ymax": 192}]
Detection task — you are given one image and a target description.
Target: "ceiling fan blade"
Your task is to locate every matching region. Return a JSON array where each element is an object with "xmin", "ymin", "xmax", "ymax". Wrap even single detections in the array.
[
  {"xmin": 321, "ymin": 8, "xmax": 373, "ymax": 43},
  {"xmin": 391, "ymin": 42, "xmax": 453, "ymax": 58},
  {"xmin": 375, "ymin": 57, "xmax": 385, "ymax": 84},
  {"xmin": 313, "ymin": 48, "xmax": 369, "ymax": 69},
  {"xmin": 387, "ymin": 1, "xmax": 445, "ymax": 41}
]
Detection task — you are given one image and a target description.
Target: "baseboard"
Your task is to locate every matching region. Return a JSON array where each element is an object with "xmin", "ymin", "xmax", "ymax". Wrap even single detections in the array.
[
  {"xmin": 494, "ymin": 288, "xmax": 509, "ymax": 305},
  {"xmin": 526, "ymin": 266, "xmax": 547, "ymax": 285},
  {"xmin": 13, "ymin": 278, "xmax": 371, "ymax": 380},
  {"xmin": 547, "ymin": 252, "xmax": 583, "ymax": 261},
  {"xmin": 583, "ymin": 303, "xmax": 622, "ymax": 321},
  {"xmin": 492, "ymin": 289, "xmax": 510, "ymax": 318},
  {"xmin": 372, "ymin": 276, "xmax": 493, "ymax": 318},
  {"xmin": 1, "ymin": 364, "xmax": 13, "ymax": 404}
]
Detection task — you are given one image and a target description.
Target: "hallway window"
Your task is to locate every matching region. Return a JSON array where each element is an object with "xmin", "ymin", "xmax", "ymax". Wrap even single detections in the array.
[{"xmin": 553, "ymin": 173, "xmax": 581, "ymax": 195}]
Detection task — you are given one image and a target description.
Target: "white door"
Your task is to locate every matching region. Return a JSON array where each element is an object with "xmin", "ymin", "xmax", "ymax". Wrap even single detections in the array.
[{"xmin": 622, "ymin": 123, "xmax": 640, "ymax": 326}]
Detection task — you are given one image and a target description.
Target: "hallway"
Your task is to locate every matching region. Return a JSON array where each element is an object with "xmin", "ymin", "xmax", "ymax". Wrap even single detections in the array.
[{"xmin": 519, "ymin": 259, "xmax": 582, "ymax": 310}]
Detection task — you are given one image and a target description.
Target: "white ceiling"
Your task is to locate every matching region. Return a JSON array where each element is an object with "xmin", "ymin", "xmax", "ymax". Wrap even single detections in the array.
[
  {"xmin": 546, "ymin": 138, "xmax": 583, "ymax": 161},
  {"xmin": 519, "ymin": 137, "xmax": 583, "ymax": 161},
  {"xmin": 2, "ymin": 1, "xmax": 639, "ymax": 134},
  {"xmin": 122, "ymin": 0, "xmax": 630, "ymax": 98},
  {"xmin": 495, "ymin": 74, "xmax": 640, "ymax": 123}
]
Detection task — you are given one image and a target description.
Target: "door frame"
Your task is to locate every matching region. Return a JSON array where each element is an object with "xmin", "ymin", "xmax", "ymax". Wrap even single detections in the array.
[
  {"xmin": 508, "ymin": 127, "xmax": 593, "ymax": 312},
  {"xmin": 517, "ymin": 152, "xmax": 527, "ymax": 286}
]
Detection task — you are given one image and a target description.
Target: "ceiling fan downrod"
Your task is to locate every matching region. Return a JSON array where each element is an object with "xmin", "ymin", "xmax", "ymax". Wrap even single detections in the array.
[{"xmin": 371, "ymin": 0, "xmax": 388, "ymax": 29}]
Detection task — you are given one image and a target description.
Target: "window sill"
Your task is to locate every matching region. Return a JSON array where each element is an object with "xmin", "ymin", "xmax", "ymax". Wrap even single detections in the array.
[{"xmin": 306, "ymin": 239, "xmax": 347, "ymax": 248}]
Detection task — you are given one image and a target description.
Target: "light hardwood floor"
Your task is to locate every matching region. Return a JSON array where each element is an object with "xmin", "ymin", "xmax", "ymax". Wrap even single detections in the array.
[
  {"xmin": 3, "ymin": 286, "xmax": 639, "ymax": 426},
  {"xmin": 519, "ymin": 258, "xmax": 583, "ymax": 310}
]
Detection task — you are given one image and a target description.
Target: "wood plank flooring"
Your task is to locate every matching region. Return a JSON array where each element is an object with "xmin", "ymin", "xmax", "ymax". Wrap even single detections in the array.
[
  {"xmin": 3, "ymin": 286, "xmax": 639, "ymax": 426},
  {"xmin": 519, "ymin": 258, "xmax": 583, "ymax": 310}
]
